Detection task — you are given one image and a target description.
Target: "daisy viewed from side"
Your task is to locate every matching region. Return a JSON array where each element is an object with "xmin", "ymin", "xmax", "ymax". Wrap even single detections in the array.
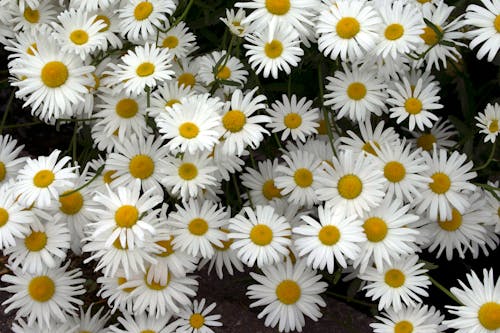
[
  {"xmin": 173, "ymin": 298, "xmax": 222, "ymax": 333},
  {"xmin": 475, "ymin": 102, "xmax": 500, "ymax": 143}
]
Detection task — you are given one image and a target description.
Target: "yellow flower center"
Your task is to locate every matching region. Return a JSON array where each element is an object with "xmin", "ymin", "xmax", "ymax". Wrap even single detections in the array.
[
  {"xmin": 136, "ymin": 62, "xmax": 155, "ymax": 77},
  {"xmin": 23, "ymin": 7, "xmax": 40, "ymax": 24},
  {"xmin": 41, "ymin": 61, "xmax": 69, "ymax": 88},
  {"xmin": 264, "ymin": 40, "xmax": 284, "ymax": 59},
  {"xmin": 162, "ymin": 35, "xmax": 179, "ymax": 49},
  {"xmin": 59, "ymin": 190, "xmax": 84, "ymax": 215},
  {"xmin": 33, "ymin": 169, "xmax": 55, "ymax": 188},
  {"xmin": 179, "ymin": 122, "xmax": 200, "ymax": 139},
  {"xmin": 417, "ymin": 0, "xmax": 431, "ymax": 3},
  {"xmin": 478, "ymin": 302, "xmax": 500, "ymax": 330},
  {"xmin": 420, "ymin": 26, "xmax": 441, "ymax": 46},
  {"xmin": 429, "ymin": 172, "xmax": 451, "ymax": 194},
  {"xmin": 337, "ymin": 174, "xmax": 363, "ymax": 199},
  {"xmin": 156, "ymin": 236, "xmax": 175, "ymax": 257},
  {"xmin": 293, "ymin": 168, "xmax": 313, "ymax": 188},
  {"xmin": 494, "ymin": 15, "xmax": 500, "ymax": 33},
  {"xmin": 363, "ymin": 217, "xmax": 388, "ymax": 242},
  {"xmin": 217, "ymin": 66, "xmax": 231, "ymax": 80},
  {"xmin": 117, "ymin": 277, "xmax": 136, "ymax": 293},
  {"xmin": 166, "ymin": 99, "xmax": 181, "ymax": 107},
  {"xmin": 416, "ymin": 133, "xmax": 436, "ymax": 151},
  {"xmin": 69, "ymin": 29, "xmax": 89, "ymax": 45},
  {"xmin": 489, "ymin": 119, "xmax": 499, "ymax": 133},
  {"xmin": 394, "ymin": 320, "xmax": 414, "ymax": 333},
  {"xmin": 438, "ymin": 208, "xmax": 462, "ymax": 231},
  {"xmin": 265, "ymin": 0, "xmax": 290, "ymax": 15},
  {"xmin": 0, "ymin": 208, "xmax": 8, "ymax": 227},
  {"xmin": 214, "ymin": 236, "xmax": 233, "ymax": 251},
  {"xmin": 188, "ymin": 218, "xmax": 209, "ymax": 236},
  {"xmin": 362, "ymin": 141, "xmax": 380, "ymax": 156},
  {"xmin": 129, "ymin": 154, "xmax": 154, "ymax": 179},
  {"xmin": 385, "ymin": 23, "xmax": 404, "ymax": 41},
  {"xmin": 316, "ymin": 119, "xmax": 328, "ymax": 135},
  {"xmin": 250, "ymin": 224, "xmax": 273, "ymax": 246},
  {"xmin": 94, "ymin": 15, "xmax": 111, "ymax": 32},
  {"xmin": 178, "ymin": 163, "xmax": 198, "ymax": 180},
  {"xmin": 145, "ymin": 273, "xmax": 170, "ymax": 290},
  {"xmin": 103, "ymin": 170, "xmax": 117, "ymax": 184},
  {"xmin": 115, "ymin": 98, "xmax": 139, "ymax": 118},
  {"xmin": 336, "ymin": 17, "xmax": 360, "ymax": 39},
  {"xmin": 284, "ymin": 113, "xmax": 302, "ymax": 129},
  {"xmin": 27, "ymin": 43, "xmax": 38, "ymax": 56},
  {"xmin": 134, "ymin": 1, "xmax": 154, "ymax": 21},
  {"xmin": 262, "ymin": 179, "xmax": 282, "ymax": 200},
  {"xmin": 25, "ymin": 231, "xmax": 48, "ymax": 251},
  {"xmin": 223, "ymin": 110, "xmax": 246, "ymax": 133},
  {"xmin": 113, "ymin": 237, "xmax": 128, "ymax": 250},
  {"xmin": 114, "ymin": 205, "xmax": 139, "ymax": 228},
  {"xmin": 384, "ymin": 269, "xmax": 405, "ymax": 288},
  {"xmin": 384, "ymin": 161, "xmax": 406, "ymax": 183},
  {"xmin": 141, "ymin": 330, "xmax": 155, "ymax": 333},
  {"xmin": 318, "ymin": 225, "xmax": 340, "ymax": 245},
  {"xmin": 28, "ymin": 276, "xmax": 55, "ymax": 302},
  {"xmin": 404, "ymin": 97, "xmax": 423, "ymax": 115},
  {"xmin": 347, "ymin": 82, "xmax": 367, "ymax": 101},
  {"xmin": 190, "ymin": 313, "xmax": 205, "ymax": 329},
  {"xmin": 178, "ymin": 73, "xmax": 196, "ymax": 88},
  {"xmin": 0, "ymin": 161, "xmax": 6, "ymax": 181},
  {"xmin": 276, "ymin": 280, "xmax": 301, "ymax": 304}
]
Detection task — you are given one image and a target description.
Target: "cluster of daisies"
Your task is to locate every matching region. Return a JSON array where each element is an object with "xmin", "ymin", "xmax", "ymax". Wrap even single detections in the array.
[{"xmin": 0, "ymin": 0, "xmax": 499, "ymax": 332}]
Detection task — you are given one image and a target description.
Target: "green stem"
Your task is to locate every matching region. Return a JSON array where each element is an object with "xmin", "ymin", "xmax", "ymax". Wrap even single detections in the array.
[
  {"xmin": 59, "ymin": 165, "xmax": 105, "ymax": 197},
  {"xmin": 318, "ymin": 64, "xmax": 337, "ymax": 158},
  {"xmin": 473, "ymin": 182, "xmax": 500, "ymax": 200},
  {"xmin": 428, "ymin": 275, "xmax": 462, "ymax": 305},
  {"xmin": 273, "ymin": 132, "xmax": 282, "ymax": 149},
  {"xmin": 326, "ymin": 291, "xmax": 375, "ymax": 308},
  {"xmin": 249, "ymin": 150, "xmax": 257, "ymax": 169},
  {"xmin": 232, "ymin": 173, "xmax": 242, "ymax": 210},
  {"xmin": 0, "ymin": 90, "xmax": 16, "ymax": 134},
  {"xmin": 472, "ymin": 140, "xmax": 497, "ymax": 171},
  {"xmin": 2, "ymin": 121, "xmax": 42, "ymax": 129},
  {"xmin": 167, "ymin": 0, "xmax": 195, "ymax": 32}
]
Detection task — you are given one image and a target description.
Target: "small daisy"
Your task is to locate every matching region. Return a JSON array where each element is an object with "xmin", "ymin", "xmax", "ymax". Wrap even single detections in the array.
[
  {"xmin": 275, "ymin": 150, "xmax": 322, "ymax": 208},
  {"xmin": 14, "ymin": 150, "xmax": 77, "ymax": 208},
  {"xmin": 148, "ymin": 80, "xmax": 195, "ymax": 118},
  {"xmin": 338, "ymin": 120, "xmax": 400, "ymax": 157},
  {"xmin": 293, "ymin": 204, "xmax": 365, "ymax": 273},
  {"xmin": 316, "ymin": 0, "xmax": 381, "ymax": 61},
  {"xmin": 110, "ymin": 312, "xmax": 177, "ymax": 333},
  {"xmin": 67, "ymin": 305, "xmax": 110, "ymax": 333},
  {"xmin": 157, "ymin": 21, "xmax": 197, "ymax": 59},
  {"xmin": 106, "ymin": 43, "xmax": 174, "ymax": 95},
  {"xmin": 241, "ymin": 158, "xmax": 285, "ymax": 205},
  {"xmin": 267, "ymin": 94, "xmax": 319, "ymax": 142},
  {"xmin": 475, "ymin": 102, "xmax": 500, "ymax": 143},
  {"xmin": 171, "ymin": 57, "xmax": 205, "ymax": 92},
  {"xmin": 244, "ymin": 23, "xmax": 304, "ymax": 79},
  {"xmin": 375, "ymin": 0, "xmax": 425, "ymax": 59},
  {"xmin": 465, "ymin": 0, "xmax": 500, "ymax": 61},
  {"xmin": 371, "ymin": 304, "xmax": 446, "ymax": 333},
  {"xmin": 220, "ymin": 8, "xmax": 248, "ymax": 37},
  {"xmin": 445, "ymin": 268, "xmax": 500, "ymax": 333},
  {"xmin": 0, "ymin": 184, "xmax": 34, "ymax": 250},
  {"xmin": 246, "ymin": 258, "xmax": 328, "ymax": 333},
  {"xmin": 415, "ymin": 147, "xmax": 477, "ymax": 221},
  {"xmin": 387, "ymin": 75, "xmax": 442, "ymax": 131},
  {"xmin": 1, "ymin": 262, "xmax": 85, "ymax": 329},
  {"xmin": 316, "ymin": 149, "xmax": 386, "ymax": 217},
  {"xmin": 91, "ymin": 6, "xmax": 124, "ymax": 51},
  {"xmin": 324, "ymin": 63, "xmax": 388, "ymax": 123},
  {"xmin": 173, "ymin": 298, "xmax": 222, "ymax": 333},
  {"xmin": 410, "ymin": 117, "xmax": 458, "ymax": 152},
  {"xmin": 96, "ymin": 271, "xmax": 136, "ymax": 313},
  {"xmin": 198, "ymin": 51, "xmax": 248, "ymax": 93},
  {"xmin": 118, "ymin": 0, "xmax": 176, "ymax": 42},
  {"xmin": 0, "ymin": 134, "xmax": 26, "ymax": 185},
  {"xmin": 156, "ymin": 93, "xmax": 223, "ymax": 154},
  {"xmin": 229, "ymin": 205, "xmax": 291, "ymax": 268},
  {"xmin": 219, "ymin": 88, "xmax": 269, "ymax": 156},
  {"xmin": 360, "ymin": 254, "xmax": 431, "ymax": 311},
  {"xmin": 169, "ymin": 199, "xmax": 228, "ymax": 259}
]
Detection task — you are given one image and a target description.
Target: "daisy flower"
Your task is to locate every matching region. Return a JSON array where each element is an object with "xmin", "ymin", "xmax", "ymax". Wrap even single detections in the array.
[
  {"xmin": 173, "ymin": 298, "xmax": 222, "ymax": 333},
  {"xmin": 316, "ymin": 149, "xmax": 386, "ymax": 217},
  {"xmin": 91, "ymin": 6, "xmax": 124, "ymax": 51},
  {"xmin": 293, "ymin": 204, "xmax": 365, "ymax": 273},
  {"xmin": 14, "ymin": 149, "xmax": 77, "ymax": 208},
  {"xmin": 316, "ymin": 0, "xmax": 381, "ymax": 62},
  {"xmin": 221, "ymin": 8, "xmax": 248, "ymax": 37},
  {"xmin": 0, "ymin": 184, "xmax": 34, "ymax": 249},
  {"xmin": 148, "ymin": 81, "xmax": 195, "ymax": 118},
  {"xmin": 465, "ymin": 0, "xmax": 500, "ymax": 61},
  {"xmin": 210, "ymin": 143, "xmax": 247, "ymax": 181},
  {"xmin": 96, "ymin": 271, "xmax": 136, "ymax": 313},
  {"xmin": 106, "ymin": 43, "xmax": 174, "ymax": 95},
  {"xmin": 415, "ymin": 147, "xmax": 477, "ymax": 221},
  {"xmin": 228, "ymin": 205, "xmax": 291, "ymax": 268},
  {"xmin": 118, "ymin": 0, "xmax": 176, "ymax": 42},
  {"xmin": 1, "ymin": 262, "xmax": 85, "ymax": 329},
  {"xmin": 0, "ymin": 134, "xmax": 26, "ymax": 185},
  {"xmin": 67, "ymin": 305, "xmax": 110, "ymax": 333},
  {"xmin": 387, "ymin": 75, "xmax": 442, "ymax": 131},
  {"xmin": 338, "ymin": 120, "xmax": 400, "ymax": 157},
  {"xmin": 275, "ymin": 150, "xmax": 322, "ymax": 208},
  {"xmin": 485, "ymin": 181, "xmax": 500, "ymax": 233},
  {"xmin": 156, "ymin": 93, "xmax": 223, "ymax": 154},
  {"xmin": 219, "ymin": 88, "xmax": 269, "ymax": 156},
  {"xmin": 247, "ymin": 258, "xmax": 328, "ymax": 333},
  {"xmin": 70, "ymin": 0, "xmax": 120, "ymax": 11},
  {"xmin": 157, "ymin": 21, "xmax": 197, "ymax": 59},
  {"xmin": 410, "ymin": 117, "xmax": 458, "ymax": 152},
  {"xmin": 110, "ymin": 312, "xmax": 177, "ymax": 333},
  {"xmin": 375, "ymin": 0, "xmax": 425, "ymax": 59},
  {"xmin": 51, "ymin": 8, "xmax": 107, "ymax": 60},
  {"xmin": 445, "ymin": 268, "xmax": 500, "ymax": 333},
  {"xmin": 198, "ymin": 51, "xmax": 248, "ymax": 93},
  {"xmin": 475, "ymin": 102, "xmax": 500, "ymax": 143},
  {"xmin": 324, "ymin": 63, "xmax": 388, "ymax": 123},
  {"xmin": 372, "ymin": 304, "xmax": 446, "ymax": 333},
  {"xmin": 162, "ymin": 152, "xmax": 218, "ymax": 200},
  {"xmin": 169, "ymin": 199, "xmax": 228, "ymax": 259},
  {"xmin": 11, "ymin": 319, "xmax": 75, "ymax": 333},
  {"xmin": 360, "ymin": 254, "xmax": 431, "ymax": 311},
  {"xmin": 244, "ymin": 23, "xmax": 304, "ymax": 79},
  {"xmin": 241, "ymin": 158, "xmax": 285, "ymax": 205},
  {"xmin": 172, "ymin": 57, "xmax": 205, "ymax": 92},
  {"xmin": 11, "ymin": 0, "xmax": 58, "ymax": 33},
  {"xmin": 89, "ymin": 180, "xmax": 162, "ymax": 250},
  {"xmin": 267, "ymin": 94, "xmax": 319, "ymax": 142}
]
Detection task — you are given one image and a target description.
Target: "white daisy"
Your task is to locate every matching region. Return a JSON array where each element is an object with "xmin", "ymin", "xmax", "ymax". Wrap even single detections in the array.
[
  {"xmin": 240, "ymin": 158, "xmax": 285, "ymax": 205},
  {"xmin": 157, "ymin": 21, "xmax": 197, "ymax": 59},
  {"xmin": 371, "ymin": 304, "xmax": 446, "ymax": 333},
  {"xmin": 475, "ymin": 102, "xmax": 500, "ymax": 143},
  {"xmin": 465, "ymin": 0, "xmax": 500, "ymax": 61},
  {"xmin": 0, "ymin": 184, "xmax": 34, "ymax": 250},
  {"xmin": 246, "ymin": 258, "xmax": 328, "ymax": 333},
  {"xmin": 11, "ymin": 0, "xmax": 58, "ymax": 33},
  {"xmin": 11, "ymin": 318, "xmax": 76, "ymax": 333},
  {"xmin": 173, "ymin": 298, "xmax": 222, "ymax": 333},
  {"xmin": 485, "ymin": 181, "xmax": 500, "ymax": 233},
  {"xmin": 109, "ymin": 312, "xmax": 177, "ymax": 333},
  {"xmin": 96, "ymin": 271, "xmax": 137, "ymax": 313},
  {"xmin": 0, "ymin": 134, "xmax": 26, "ymax": 186},
  {"xmin": 338, "ymin": 120, "xmax": 400, "ymax": 157},
  {"xmin": 229, "ymin": 205, "xmax": 291, "ymax": 268},
  {"xmin": 198, "ymin": 50, "xmax": 248, "ymax": 93},
  {"xmin": 409, "ymin": 116, "xmax": 458, "ymax": 152},
  {"xmin": 90, "ymin": 5, "xmax": 124, "ymax": 51},
  {"xmin": 148, "ymin": 80, "xmax": 195, "ymax": 118},
  {"xmin": 171, "ymin": 57, "xmax": 205, "ymax": 92},
  {"xmin": 67, "ymin": 304, "xmax": 110, "ymax": 333},
  {"xmin": 220, "ymin": 8, "xmax": 249, "ymax": 37},
  {"xmin": 69, "ymin": 0, "xmax": 120, "ymax": 11}
]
